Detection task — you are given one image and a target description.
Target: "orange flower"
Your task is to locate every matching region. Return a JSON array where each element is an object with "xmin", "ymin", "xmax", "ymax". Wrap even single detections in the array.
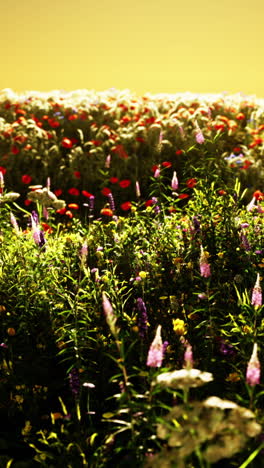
[
  {"xmin": 7, "ymin": 327, "xmax": 16, "ymax": 336},
  {"xmin": 253, "ymin": 190, "xmax": 264, "ymax": 201},
  {"xmin": 100, "ymin": 208, "xmax": 113, "ymax": 216},
  {"xmin": 236, "ymin": 112, "xmax": 246, "ymax": 120},
  {"xmin": 41, "ymin": 222, "xmax": 53, "ymax": 233},
  {"xmin": 68, "ymin": 203, "xmax": 79, "ymax": 210}
]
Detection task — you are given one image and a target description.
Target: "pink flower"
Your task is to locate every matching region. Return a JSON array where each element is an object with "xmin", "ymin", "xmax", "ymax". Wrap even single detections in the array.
[
  {"xmin": 102, "ymin": 292, "xmax": 118, "ymax": 336},
  {"xmin": 246, "ymin": 343, "xmax": 261, "ymax": 386},
  {"xmin": 184, "ymin": 343, "xmax": 194, "ymax": 369},
  {"xmin": 147, "ymin": 325, "xmax": 163, "ymax": 367},
  {"xmin": 199, "ymin": 246, "xmax": 211, "ymax": 278},
  {"xmin": 195, "ymin": 131, "xmax": 205, "ymax": 144},
  {"xmin": 251, "ymin": 273, "xmax": 262, "ymax": 307},
  {"xmin": 135, "ymin": 181, "xmax": 141, "ymax": 198},
  {"xmin": 171, "ymin": 171, "xmax": 179, "ymax": 191},
  {"xmin": 154, "ymin": 167, "xmax": 160, "ymax": 178}
]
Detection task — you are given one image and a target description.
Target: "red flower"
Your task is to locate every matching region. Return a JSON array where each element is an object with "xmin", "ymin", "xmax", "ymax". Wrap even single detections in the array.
[
  {"xmin": 48, "ymin": 118, "xmax": 60, "ymax": 128},
  {"xmin": 145, "ymin": 199, "xmax": 154, "ymax": 207},
  {"xmin": 82, "ymin": 190, "xmax": 93, "ymax": 198},
  {"xmin": 236, "ymin": 113, "xmax": 246, "ymax": 120},
  {"xmin": 136, "ymin": 137, "xmax": 145, "ymax": 143},
  {"xmin": 54, "ymin": 189, "xmax": 63, "ymax": 197},
  {"xmin": 74, "ymin": 171, "xmax": 81, "ymax": 178},
  {"xmin": 110, "ymin": 177, "xmax": 119, "ymax": 184},
  {"xmin": 41, "ymin": 222, "xmax": 53, "ymax": 233},
  {"xmin": 24, "ymin": 199, "xmax": 32, "ymax": 206},
  {"xmin": 241, "ymin": 160, "xmax": 252, "ymax": 170},
  {"xmin": 119, "ymin": 179, "xmax": 131, "ymax": 188},
  {"xmin": 0, "ymin": 166, "xmax": 6, "ymax": 175},
  {"xmin": 66, "ymin": 210, "xmax": 73, "ymax": 219},
  {"xmin": 233, "ymin": 147, "xmax": 241, "ymax": 154},
  {"xmin": 175, "ymin": 150, "xmax": 183, "ymax": 156},
  {"xmin": 112, "ymin": 144, "xmax": 129, "ymax": 159},
  {"xmin": 151, "ymin": 165, "xmax": 159, "ymax": 173},
  {"xmin": 253, "ymin": 190, "xmax": 264, "ymax": 201},
  {"xmin": 68, "ymin": 203, "xmax": 79, "ymax": 210},
  {"xmin": 11, "ymin": 145, "xmax": 20, "ymax": 155},
  {"xmin": 218, "ymin": 189, "xmax": 227, "ymax": 196},
  {"xmin": 178, "ymin": 193, "xmax": 189, "ymax": 199},
  {"xmin": 68, "ymin": 114, "xmax": 78, "ymax": 121},
  {"xmin": 68, "ymin": 187, "xmax": 80, "ymax": 196},
  {"xmin": 61, "ymin": 138, "xmax": 73, "ymax": 149},
  {"xmin": 186, "ymin": 178, "xmax": 197, "ymax": 188},
  {"xmin": 161, "ymin": 161, "xmax": 172, "ymax": 168},
  {"xmin": 21, "ymin": 174, "xmax": 32, "ymax": 184},
  {"xmin": 100, "ymin": 208, "xmax": 113, "ymax": 216},
  {"xmin": 101, "ymin": 187, "xmax": 111, "ymax": 196},
  {"xmin": 56, "ymin": 208, "xmax": 67, "ymax": 215},
  {"xmin": 120, "ymin": 201, "xmax": 132, "ymax": 211}
]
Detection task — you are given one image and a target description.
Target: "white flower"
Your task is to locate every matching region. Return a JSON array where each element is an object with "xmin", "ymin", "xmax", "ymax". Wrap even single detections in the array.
[{"xmin": 154, "ymin": 368, "xmax": 213, "ymax": 389}]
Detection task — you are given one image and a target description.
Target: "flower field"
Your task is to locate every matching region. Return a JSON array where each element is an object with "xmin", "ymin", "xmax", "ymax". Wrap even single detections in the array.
[{"xmin": 0, "ymin": 88, "xmax": 264, "ymax": 467}]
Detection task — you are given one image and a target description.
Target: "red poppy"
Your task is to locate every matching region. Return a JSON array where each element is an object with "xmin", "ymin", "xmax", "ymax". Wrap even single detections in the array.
[
  {"xmin": 90, "ymin": 140, "xmax": 102, "ymax": 146},
  {"xmin": 48, "ymin": 118, "xmax": 60, "ymax": 128},
  {"xmin": 145, "ymin": 199, "xmax": 154, "ymax": 207},
  {"xmin": 41, "ymin": 222, "xmax": 53, "ymax": 233},
  {"xmin": 178, "ymin": 193, "xmax": 189, "ymax": 199},
  {"xmin": 120, "ymin": 201, "xmax": 132, "ymax": 211},
  {"xmin": 14, "ymin": 135, "xmax": 27, "ymax": 144},
  {"xmin": 112, "ymin": 144, "xmax": 129, "ymax": 159},
  {"xmin": 136, "ymin": 137, "xmax": 145, "ymax": 143},
  {"xmin": 218, "ymin": 190, "xmax": 227, "ymax": 196},
  {"xmin": 161, "ymin": 161, "xmax": 172, "ymax": 168},
  {"xmin": 74, "ymin": 171, "xmax": 81, "ymax": 178},
  {"xmin": 100, "ymin": 208, "xmax": 113, "ymax": 216},
  {"xmin": 65, "ymin": 210, "xmax": 73, "ymax": 219},
  {"xmin": 56, "ymin": 207, "xmax": 67, "ymax": 215},
  {"xmin": 68, "ymin": 203, "xmax": 79, "ymax": 210},
  {"xmin": 119, "ymin": 179, "xmax": 131, "ymax": 188},
  {"xmin": 21, "ymin": 174, "xmax": 32, "ymax": 184},
  {"xmin": 54, "ymin": 189, "xmax": 63, "ymax": 197},
  {"xmin": 101, "ymin": 187, "xmax": 111, "ymax": 196},
  {"xmin": 233, "ymin": 147, "xmax": 241, "ymax": 154},
  {"xmin": 240, "ymin": 160, "xmax": 252, "ymax": 170},
  {"xmin": 175, "ymin": 150, "xmax": 183, "ymax": 156},
  {"xmin": 61, "ymin": 138, "xmax": 73, "ymax": 149},
  {"xmin": 236, "ymin": 113, "xmax": 246, "ymax": 120},
  {"xmin": 11, "ymin": 145, "xmax": 20, "ymax": 155},
  {"xmin": 68, "ymin": 114, "xmax": 78, "ymax": 121},
  {"xmin": 24, "ymin": 199, "xmax": 32, "ymax": 206},
  {"xmin": 24, "ymin": 144, "xmax": 32, "ymax": 151},
  {"xmin": 110, "ymin": 177, "xmax": 119, "ymax": 184},
  {"xmin": 253, "ymin": 190, "xmax": 264, "ymax": 201},
  {"xmin": 151, "ymin": 165, "xmax": 159, "ymax": 173},
  {"xmin": 186, "ymin": 178, "xmax": 197, "ymax": 188},
  {"xmin": 168, "ymin": 206, "xmax": 177, "ymax": 213},
  {"xmin": 68, "ymin": 187, "xmax": 80, "ymax": 196},
  {"xmin": 82, "ymin": 190, "xmax": 93, "ymax": 198},
  {"xmin": 0, "ymin": 166, "xmax": 6, "ymax": 175}
]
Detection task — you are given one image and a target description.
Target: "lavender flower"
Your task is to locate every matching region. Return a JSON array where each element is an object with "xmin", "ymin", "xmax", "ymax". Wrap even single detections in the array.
[
  {"xmin": 146, "ymin": 325, "xmax": 163, "ymax": 368},
  {"xmin": 89, "ymin": 195, "xmax": 95, "ymax": 213},
  {"xmin": 246, "ymin": 343, "xmax": 261, "ymax": 386},
  {"xmin": 10, "ymin": 212, "xmax": 20, "ymax": 234},
  {"xmin": 195, "ymin": 131, "xmax": 205, "ymax": 144},
  {"xmin": 251, "ymin": 273, "xmax": 262, "ymax": 307},
  {"xmin": 154, "ymin": 167, "xmax": 160, "ymax": 178},
  {"xmin": 240, "ymin": 232, "xmax": 251, "ymax": 251},
  {"xmin": 69, "ymin": 367, "xmax": 80, "ymax": 396},
  {"xmin": 192, "ymin": 215, "xmax": 201, "ymax": 233},
  {"xmin": 136, "ymin": 298, "xmax": 148, "ymax": 339}
]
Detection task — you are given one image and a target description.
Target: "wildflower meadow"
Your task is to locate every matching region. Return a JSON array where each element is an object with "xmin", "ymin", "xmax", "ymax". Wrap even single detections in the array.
[{"xmin": 0, "ymin": 88, "xmax": 264, "ymax": 467}]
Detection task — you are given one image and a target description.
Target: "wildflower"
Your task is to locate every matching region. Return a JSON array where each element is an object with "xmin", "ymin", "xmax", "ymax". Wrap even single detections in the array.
[
  {"xmin": 21, "ymin": 174, "xmax": 32, "ymax": 184},
  {"xmin": 138, "ymin": 271, "xmax": 148, "ymax": 279},
  {"xmin": 100, "ymin": 208, "xmax": 113, "ymax": 217},
  {"xmin": 119, "ymin": 179, "xmax": 131, "ymax": 188},
  {"xmin": 68, "ymin": 187, "xmax": 80, "ymax": 196},
  {"xmin": 102, "ymin": 292, "xmax": 118, "ymax": 337},
  {"xmin": 61, "ymin": 137, "xmax": 73, "ymax": 149},
  {"xmin": 135, "ymin": 181, "xmax": 141, "ymax": 198},
  {"xmin": 246, "ymin": 195, "xmax": 257, "ymax": 212},
  {"xmin": 0, "ymin": 171, "xmax": 4, "ymax": 190},
  {"xmin": 74, "ymin": 171, "xmax": 81, "ymax": 178},
  {"xmin": 105, "ymin": 154, "xmax": 111, "ymax": 168},
  {"xmin": 110, "ymin": 177, "xmax": 119, "ymax": 184},
  {"xmin": 154, "ymin": 167, "xmax": 160, "ymax": 178},
  {"xmin": 171, "ymin": 171, "xmax": 178, "ymax": 191},
  {"xmin": 147, "ymin": 325, "xmax": 163, "ymax": 368},
  {"xmin": 54, "ymin": 189, "xmax": 63, "ymax": 197},
  {"xmin": 241, "ymin": 232, "xmax": 251, "ymax": 251},
  {"xmin": 186, "ymin": 178, "xmax": 197, "ymax": 188},
  {"xmin": 68, "ymin": 203, "xmax": 79, "ymax": 210},
  {"xmin": 101, "ymin": 187, "xmax": 111, "ymax": 196},
  {"xmin": 120, "ymin": 201, "xmax": 132, "ymax": 211},
  {"xmin": 136, "ymin": 298, "xmax": 148, "ymax": 339},
  {"xmin": 251, "ymin": 273, "xmax": 262, "ymax": 307},
  {"xmin": 199, "ymin": 246, "xmax": 211, "ymax": 278},
  {"xmin": 10, "ymin": 212, "xmax": 20, "ymax": 234},
  {"xmin": 195, "ymin": 130, "xmax": 205, "ymax": 144},
  {"xmin": 88, "ymin": 195, "xmax": 95, "ymax": 213},
  {"xmin": 154, "ymin": 368, "xmax": 213, "ymax": 389},
  {"xmin": 172, "ymin": 318, "xmax": 187, "ymax": 336},
  {"xmin": 184, "ymin": 343, "xmax": 194, "ymax": 369},
  {"xmin": 246, "ymin": 343, "xmax": 261, "ymax": 386},
  {"xmin": 69, "ymin": 368, "xmax": 80, "ymax": 396},
  {"xmin": 192, "ymin": 215, "xmax": 201, "ymax": 233},
  {"xmin": 107, "ymin": 193, "xmax": 115, "ymax": 211},
  {"xmin": 79, "ymin": 241, "xmax": 88, "ymax": 263}
]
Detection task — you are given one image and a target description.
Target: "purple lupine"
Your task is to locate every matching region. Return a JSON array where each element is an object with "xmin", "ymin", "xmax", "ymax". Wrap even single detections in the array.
[
  {"xmin": 89, "ymin": 195, "xmax": 95, "ymax": 213},
  {"xmin": 107, "ymin": 193, "xmax": 115, "ymax": 212},
  {"xmin": 219, "ymin": 340, "xmax": 236, "ymax": 357},
  {"xmin": 192, "ymin": 215, "xmax": 201, "ymax": 233},
  {"xmin": 136, "ymin": 298, "xmax": 148, "ymax": 339},
  {"xmin": 10, "ymin": 212, "xmax": 20, "ymax": 234},
  {"xmin": 69, "ymin": 367, "xmax": 80, "ymax": 396},
  {"xmin": 241, "ymin": 232, "xmax": 251, "ymax": 251},
  {"xmin": 199, "ymin": 246, "xmax": 211, "ymax": 278},
  {"xmin": 146, "ymin": 325, "xmax": 163, "ymax": 368},
  {"xmin": 246, "ymin": 343, "xmax": 261, "ymax": 386},
  {"xmin": 31, "ymin": 210, "xmax": 39, "ymax": 225},
  {"xmin": 251, "ymin": 274, "xmax": 262, "ymax": 307}
]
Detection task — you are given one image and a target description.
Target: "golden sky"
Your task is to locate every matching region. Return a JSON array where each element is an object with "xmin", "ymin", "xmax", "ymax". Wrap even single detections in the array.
[{"xmin": 1, "ymin": 0, "xmax": 263, "ymax": 97}]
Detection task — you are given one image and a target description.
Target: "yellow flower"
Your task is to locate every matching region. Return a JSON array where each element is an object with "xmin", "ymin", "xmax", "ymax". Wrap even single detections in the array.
[
  {"xmin": 139, "ymin": 271, "xmax": 148, "ymax": 279},
  {"xmin": 172, "ymin": 318, "xmax": 187, "ymax": 336},
  {"xmin": 226, "ymin": 372, "xmax": 241, "ymax": 382},
  {"xmin": 242, "ymin": 325, "xmax": 253, "ymax": 334}
]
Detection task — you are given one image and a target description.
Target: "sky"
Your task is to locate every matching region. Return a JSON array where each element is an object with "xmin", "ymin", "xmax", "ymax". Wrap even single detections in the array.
[{"xmin": 1, "ymin": 0, "xmax": 263, "ymax": 97}]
